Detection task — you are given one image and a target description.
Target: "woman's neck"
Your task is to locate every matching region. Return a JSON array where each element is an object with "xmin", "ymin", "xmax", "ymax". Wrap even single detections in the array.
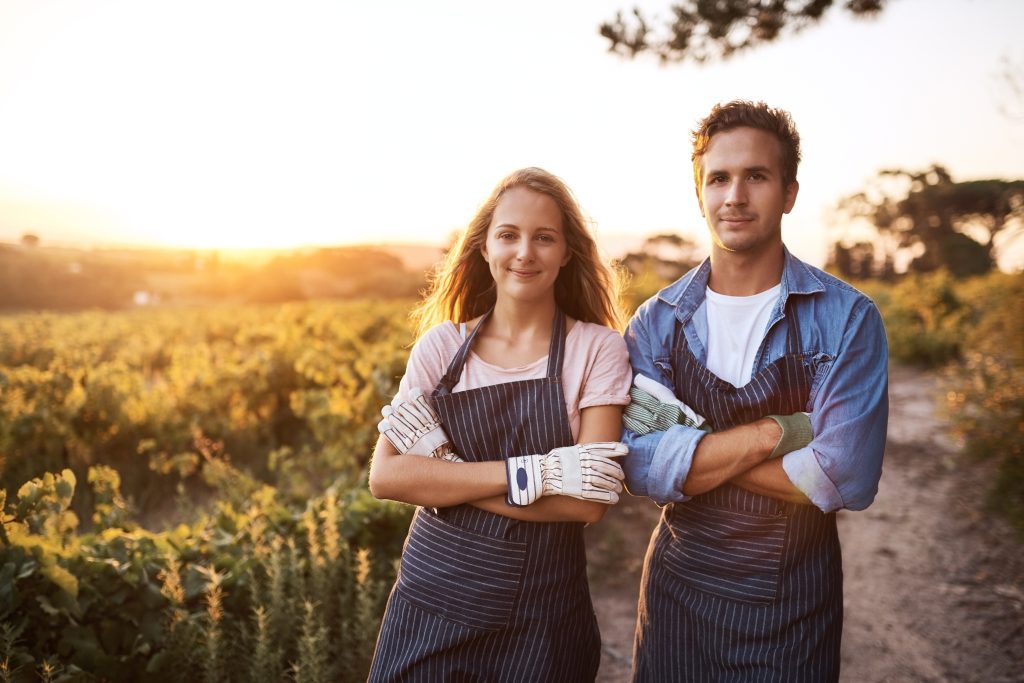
[{"xmin": 485, "ymin": 296, "xmax": 558, "ymax": 343}]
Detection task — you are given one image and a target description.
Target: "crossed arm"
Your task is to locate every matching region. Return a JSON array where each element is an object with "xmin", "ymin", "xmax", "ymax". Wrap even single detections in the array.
[
  {"xmin": 623, "ymin": 299, "xmax": 888, "ymax": 511},
  {"xmin": 367, "ymin": 404, "xmax": 626, "ymax": 523},
  {"xmin": 682, "ymin": 419, "xmax": 810, "ymax": 504}
]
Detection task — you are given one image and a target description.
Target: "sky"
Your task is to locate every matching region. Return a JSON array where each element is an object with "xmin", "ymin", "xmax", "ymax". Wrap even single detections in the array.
[{"xmin": 0, "ymin": 0, "xmax": 1021, "ymax": 266}]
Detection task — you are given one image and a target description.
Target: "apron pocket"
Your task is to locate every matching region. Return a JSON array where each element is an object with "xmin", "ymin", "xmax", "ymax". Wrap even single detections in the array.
[
  {"xmin": 397, "ymin": 511, "xmax": 527, "ymax": 630},
  {"xmin": 662, "ymin": 502, "xmax": 787, "ymax": 605}
]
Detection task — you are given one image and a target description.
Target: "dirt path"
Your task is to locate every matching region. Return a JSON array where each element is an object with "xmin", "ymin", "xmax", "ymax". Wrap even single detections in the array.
[{"xmin": 586, "ymin": 365, "xmax": 1024, "ymax": 682}]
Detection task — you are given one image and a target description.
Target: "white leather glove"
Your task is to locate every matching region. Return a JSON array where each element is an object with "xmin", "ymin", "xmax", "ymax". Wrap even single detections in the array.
[
  {"xmin": 378, "ymin": 388, "xmax": 463, "ymax": 462},
  {"xmin": 505, "ymin": 442, "xmax": 628, "ymax": 507}
]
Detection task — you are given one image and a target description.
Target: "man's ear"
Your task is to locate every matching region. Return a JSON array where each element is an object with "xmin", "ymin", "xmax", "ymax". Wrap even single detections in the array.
[{"xmin": 783, "ymin": 180, "xmax": 799, "ymax": 214}]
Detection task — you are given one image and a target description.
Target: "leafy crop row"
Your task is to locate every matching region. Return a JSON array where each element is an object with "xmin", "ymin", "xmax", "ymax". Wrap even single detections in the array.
[{"xmin": 0, "ymin": 300, "xmax": 421, "ymax": 680}]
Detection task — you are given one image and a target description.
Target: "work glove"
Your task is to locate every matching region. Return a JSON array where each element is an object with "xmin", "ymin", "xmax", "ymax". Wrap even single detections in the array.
[
  {"xmin": 624, "ymin": 374, "xmax": 812, "ymax": 459},
  {"xmin": 623, "ymin": 374, "xmax": 710, "ymax": 435},
  {"xmin": 505, "ymin": 442, "xmax": 628, "ymax": 507},
  {"xmin": 765, "ymin": 412, "xmax": 813, "ymax": 459},
  {"xmin": 378, "ymin": 388, "xmax": 463, "ymax": 462}
]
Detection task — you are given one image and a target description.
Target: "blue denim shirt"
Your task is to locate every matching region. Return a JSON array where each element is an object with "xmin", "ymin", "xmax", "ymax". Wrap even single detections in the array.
[{"xmin": 623, "ymin": 248, "xmax": 888, "ymax": 513}]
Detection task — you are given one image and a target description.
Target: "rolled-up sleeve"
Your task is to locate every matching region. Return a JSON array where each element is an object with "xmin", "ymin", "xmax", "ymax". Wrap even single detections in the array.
[
  {"xmin": 623, "ymin": 425, "xmax": 705, "ymax": 505},
  {"xmin": 622, "ymin": 304, "xmax": 706, "ymax": 505},
  {"xmin": 782, "ymin": 300, "xmax": 888, "ymax": 512}
]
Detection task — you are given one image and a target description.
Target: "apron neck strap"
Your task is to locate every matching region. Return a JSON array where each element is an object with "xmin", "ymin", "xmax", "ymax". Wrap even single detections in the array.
[
  {"xmin": 784, "ymin": 296, "xmax": 803, "ymax": 357},
  {"xmin": 435, "ymin": 308, "xmax": 566, "ymax": 394},
  {"xmin": 545, "ymin": 309, "xmax": 567, "ymax": 379}
]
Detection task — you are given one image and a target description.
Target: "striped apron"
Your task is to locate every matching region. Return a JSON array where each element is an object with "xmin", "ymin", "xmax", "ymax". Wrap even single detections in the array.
[
  {"xmin": 633, "ymin": 302, "xmax": 843, "ymax": 682},
  {"xmin": 369, "ymin": 309, "xmax": 601, "ymax": 682}
]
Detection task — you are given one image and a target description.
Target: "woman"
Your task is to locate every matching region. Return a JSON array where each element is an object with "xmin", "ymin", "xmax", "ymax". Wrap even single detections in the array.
[{"xmin": 367, "ymin": 167, "xmax": 632, "ymax": 682}]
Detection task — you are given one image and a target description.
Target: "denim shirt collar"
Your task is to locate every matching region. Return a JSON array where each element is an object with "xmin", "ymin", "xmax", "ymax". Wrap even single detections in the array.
[{"xmin": 656, "ymin": 246, "xmax": 826, "ymax": 326}]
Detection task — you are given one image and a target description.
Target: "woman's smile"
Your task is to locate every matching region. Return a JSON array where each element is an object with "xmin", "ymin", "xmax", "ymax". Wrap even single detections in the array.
[{"xmin": 481, "ymin": 186, "xmax": 570, "ymax": 302}]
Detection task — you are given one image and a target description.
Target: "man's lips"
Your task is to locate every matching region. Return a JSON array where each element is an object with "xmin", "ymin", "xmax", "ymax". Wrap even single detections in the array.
[{"xmin": 720, "ymin": 215, "xmax": 755, "ymax": 223}]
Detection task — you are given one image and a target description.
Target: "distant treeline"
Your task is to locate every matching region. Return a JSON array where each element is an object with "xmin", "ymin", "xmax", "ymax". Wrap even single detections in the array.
[{"xmin": 0, "ymin": 243, "xmax": 428, "ymax": 311}]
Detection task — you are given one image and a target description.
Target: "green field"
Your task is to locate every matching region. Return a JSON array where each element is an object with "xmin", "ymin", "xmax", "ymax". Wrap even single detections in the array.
[{"xmin": 1, "ymin": 271, "xmax": 1021, "ymax": 681}]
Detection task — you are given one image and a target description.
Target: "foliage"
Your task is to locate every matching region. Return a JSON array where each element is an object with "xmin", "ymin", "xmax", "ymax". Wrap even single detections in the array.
[
  {"xmin": 0, "ymin": 245, "xmax": 427, "ymax": 312},
  {"xmin": 943, "ymin": 272, "xmax": 1024, "ymax": 531},
  {"xmin": 248, "ymin": 248, "xmax": 425, "ymax": 304},
  {"xmin": 850, "ymin": 270, "xmax": 1024, "ymax": 530},
  {"xmin": 617, "ymin": 232, "xmax": 704, "ymax": 313},
  {"xmin": 0, "ymin": 245, "xmax": 143, "ymax": 311},
  {"xmin": 855, "ymin": 270, "xmax": 970, "ymax": 367},
  {"xmin": 600, "ymin": 0, "xmax": 885, "ymax": 64},
  {"xmin": 0, "ymin": 300, "xmax": 415, "ymax": 513},
  {"xmin": 0, "ymin": 466, "xmax": 410, "ymax": 682},
  {"xmin": 831, "ymin": 165, "xmax": 1024, "ymax": 277}
]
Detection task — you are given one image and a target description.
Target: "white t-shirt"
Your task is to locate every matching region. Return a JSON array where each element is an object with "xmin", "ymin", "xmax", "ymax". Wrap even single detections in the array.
[{"xmin": 705, "ymin": 284, "xmax": 781, "ymax": 387}]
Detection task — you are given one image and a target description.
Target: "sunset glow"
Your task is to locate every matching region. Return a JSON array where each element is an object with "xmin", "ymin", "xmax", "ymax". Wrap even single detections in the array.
[{"xmin": 0, "ymin": 0, "xmax": 1022, "ymax": 261}]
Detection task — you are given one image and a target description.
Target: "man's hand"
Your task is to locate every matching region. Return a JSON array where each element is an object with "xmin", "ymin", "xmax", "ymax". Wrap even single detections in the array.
[
  {"xmin": 378, "ymin": 388, "xmax": 463, "ymax": 462},
  {"xmin": 505, "ymin": 442, "xmax": 628, "ymax": 507}
]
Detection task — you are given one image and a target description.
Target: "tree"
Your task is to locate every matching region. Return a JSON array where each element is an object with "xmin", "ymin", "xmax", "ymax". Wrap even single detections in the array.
[
  {"xmin": 21, "ymin": 233, "xmax": 40, "ymax": 248},
  {"xmin": 619, "ymin": 232, "xmax": 705, "ymax": 311},
  {"xmin": 996, "ymin": 52, "xmax": 1024, "ymax": 122},
  {"xmin": 829, "ymin": 165, "xmax": 1024, "ymax": 278},
  {"xmin": 600, "ymin": 0, "xmax": 885, "ymax": 64}
]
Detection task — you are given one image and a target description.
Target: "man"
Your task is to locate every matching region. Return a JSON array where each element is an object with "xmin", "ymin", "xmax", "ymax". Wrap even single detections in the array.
[{"xmin": 622, "ymin": 100, "xmax": 888, "ymax": 681}]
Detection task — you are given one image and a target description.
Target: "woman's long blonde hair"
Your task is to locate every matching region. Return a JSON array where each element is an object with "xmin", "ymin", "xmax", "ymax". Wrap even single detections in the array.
[{"xmin": 412, "ymin": 167, "xmax": 625, "ymax": 338}]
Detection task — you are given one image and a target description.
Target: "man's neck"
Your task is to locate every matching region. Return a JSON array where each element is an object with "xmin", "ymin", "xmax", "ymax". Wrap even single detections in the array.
[{"xmin": 707, "ymin": 244, "xmax": 785, "ymax": 296}]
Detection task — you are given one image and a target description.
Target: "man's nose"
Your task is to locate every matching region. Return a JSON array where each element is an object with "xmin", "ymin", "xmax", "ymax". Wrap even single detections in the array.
[{"xmin": 725, "ymin": 180, "xmax": 747, "ymax": 206}]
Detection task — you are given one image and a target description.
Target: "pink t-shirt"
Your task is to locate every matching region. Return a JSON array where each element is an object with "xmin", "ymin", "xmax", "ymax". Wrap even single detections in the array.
[{"xmin": 395, "ymin": 320, "xmax": 631, "ymax": 440}]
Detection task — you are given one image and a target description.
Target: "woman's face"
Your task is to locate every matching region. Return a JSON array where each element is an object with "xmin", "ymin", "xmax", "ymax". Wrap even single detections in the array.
[{"xmin": 481, "ymin": 186, "xmax": 570, "ymax": 305}]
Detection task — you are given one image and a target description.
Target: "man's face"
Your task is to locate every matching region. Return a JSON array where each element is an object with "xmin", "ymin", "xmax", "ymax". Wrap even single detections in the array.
[{"xmin": 696, "ymin": 126, "xmax": 798, "ymax": 258}]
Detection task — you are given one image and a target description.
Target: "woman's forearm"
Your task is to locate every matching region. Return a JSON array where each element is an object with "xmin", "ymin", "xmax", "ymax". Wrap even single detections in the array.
[
  {"xmin": 368, "ymin": 436, "xmax": 507, "ymax": 507},
  {"xmin": 470, "ymin": 495, "xmax": 607, "ymax": 524}
]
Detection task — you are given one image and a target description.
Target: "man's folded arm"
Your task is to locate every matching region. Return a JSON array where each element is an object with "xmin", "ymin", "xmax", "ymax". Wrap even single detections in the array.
[{"xmin": 780, "ymin": 302, "xmax": 889, "ymax": 513}]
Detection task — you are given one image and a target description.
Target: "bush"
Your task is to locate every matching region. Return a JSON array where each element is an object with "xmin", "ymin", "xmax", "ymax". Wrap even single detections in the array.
[
  {"xmin": 0, "ymin": 467, "xmax": 411, "ymax": 682},
  {"xmin": 0, "ymin": 301, "xmax": 416, "ymax": 515},
  {"xmin": 943, "ymin": 272, "xmax": 1024, "ymax": 531},
  {"xmin": 857, "ymin": 270, "xmax": 970, "ymax": 367}
]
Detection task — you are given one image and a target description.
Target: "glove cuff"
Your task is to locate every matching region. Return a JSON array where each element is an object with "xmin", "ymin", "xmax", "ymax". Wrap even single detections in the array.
[
  {"xmin": 767, "ymin": 413, "xmax": 813, "ymax": 459},
  {"xmin": 506, "ymin": 455, "xmax": 541, "ymax": 507}
]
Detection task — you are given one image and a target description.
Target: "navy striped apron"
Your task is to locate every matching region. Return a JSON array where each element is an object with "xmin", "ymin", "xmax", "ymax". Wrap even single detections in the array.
[
  {"xmin": 369, "ymin": 310, "xmax": 601, "ymax": 682},
  {"xmin": 633, "ymin": 302, "xmax": 842, "ymax": 683}
]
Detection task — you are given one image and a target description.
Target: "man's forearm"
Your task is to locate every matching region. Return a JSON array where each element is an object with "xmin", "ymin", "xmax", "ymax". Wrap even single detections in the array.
[
  {"xmin": 682, "ymin": 418, "xmax": 781, "ymax": 496},
  {"xmin": 732, "ymin": 458, "xmax": 812, "ymax": 505}
]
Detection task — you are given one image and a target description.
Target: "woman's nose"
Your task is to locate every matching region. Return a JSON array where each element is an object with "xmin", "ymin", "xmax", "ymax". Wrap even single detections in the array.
[{"xmin": 516, "ymin": 239, "xmax": 534, "ymax": 260}]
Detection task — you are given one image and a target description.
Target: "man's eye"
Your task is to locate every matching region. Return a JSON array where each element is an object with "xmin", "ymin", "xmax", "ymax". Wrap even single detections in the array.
[{"xmin": 749, "ymin": 173, "xmax": 765, "ymax": 181}]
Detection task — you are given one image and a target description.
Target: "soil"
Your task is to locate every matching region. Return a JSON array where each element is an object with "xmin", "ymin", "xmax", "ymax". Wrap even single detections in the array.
[{"xmin": 585, "ymin": 365, "xmax": 1024, "ymax": 682}]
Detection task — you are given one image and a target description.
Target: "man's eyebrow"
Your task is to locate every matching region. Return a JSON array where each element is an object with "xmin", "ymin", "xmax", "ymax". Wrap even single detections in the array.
[{"xmin": 704, "ymin": 165, "xmax": 774, "ymax": 179}]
